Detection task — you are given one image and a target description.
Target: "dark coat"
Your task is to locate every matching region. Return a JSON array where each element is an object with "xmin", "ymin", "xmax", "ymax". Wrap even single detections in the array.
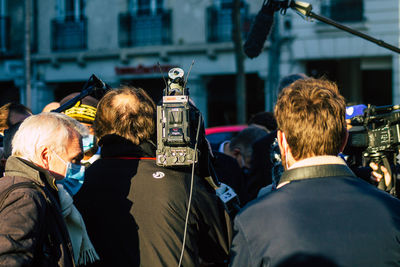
[
  {"xmin": 0, "ymin": 156, "xmax": 75, "ymax": 267},
  {"xmin": 245, "ymin": 131, "xmax": 277, "ymax": 205},
  {"xmin": 211, "ymin": 151, "xmax": 247, "ymax": 206},
  {"xmin": 74, "ymin": 135, "xmax": 232, "ymax": 267},
  {"xmin": 230, "ymin": 164, "xmax": 400, "ymax": 267}
]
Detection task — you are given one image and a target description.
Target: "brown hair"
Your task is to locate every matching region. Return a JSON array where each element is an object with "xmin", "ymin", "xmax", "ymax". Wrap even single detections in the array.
[
  {"xmin": 274, "ymin": 78, "xmax": 346, "ymax": 160},
  {"xmin": 94, "ymin": 86, "xmax": 156, "ymax": 145},
  {"xmin": 0, "ymin": 102, "xmax": 32, "ymax": 131}
]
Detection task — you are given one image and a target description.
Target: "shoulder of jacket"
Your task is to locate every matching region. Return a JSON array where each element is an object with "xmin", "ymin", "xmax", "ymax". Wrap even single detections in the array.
[{"xmin": 0, "ymin": 176, "xmax": 48, "ymax": 204}]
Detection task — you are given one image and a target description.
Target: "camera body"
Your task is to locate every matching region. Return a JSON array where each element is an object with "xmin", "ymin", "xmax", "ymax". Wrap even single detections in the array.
[
  {"xmin": 156, "ymin": 68, "xmax": 198, "ymax": 167},
  {"xmin": 346, "ymin": 105, "xmax": 400, "ymax": 196},
  {"xmin": 347, "ymin": 105, "xmax": 400, "ymax": 160}
]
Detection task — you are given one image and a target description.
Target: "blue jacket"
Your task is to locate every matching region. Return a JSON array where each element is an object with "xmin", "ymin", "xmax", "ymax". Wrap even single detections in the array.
[{"xmin": 230, "ymin": 164, "xmax": 400, "ymax": 267}]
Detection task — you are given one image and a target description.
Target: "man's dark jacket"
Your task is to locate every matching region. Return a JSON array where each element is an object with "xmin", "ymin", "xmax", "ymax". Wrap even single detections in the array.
[
  {"xmin": 74, "ymin": 135, "xmax": 232, "ymax": 267},
  {"xmin": 0, "ymin": 156, "xmax": 75, "ymax": 266},
  {"xmin": 230, "ymin": 163, "xmax": 400, "ymax": 267},
  {"xmin": 245, "ymin": 131, "xmax": 277, "ymax": 205}
]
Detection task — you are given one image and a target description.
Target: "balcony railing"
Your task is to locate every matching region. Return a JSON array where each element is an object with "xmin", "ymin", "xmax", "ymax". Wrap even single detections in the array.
[
  {"xmin": 51, "ymin": 18, "xmax": 87, "ymax": 51},
  {"xmin": 321, "ymin": 0, "xmax": 363, "ymax": 22},
  {"xmin": 119, "ymin": 10, "xmax": 172, "ymax": 47},
  {"xmin": 0, "ymin": 16, "xmax": 10, "ymax": 54},
  {"xmin": 207, "ymin": 5, "xmax": 253, "ymax": 43}
]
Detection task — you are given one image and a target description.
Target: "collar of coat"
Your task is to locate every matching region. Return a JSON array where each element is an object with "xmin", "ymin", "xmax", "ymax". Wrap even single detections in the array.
[
  {"xmin": 279, "ymin": 163, "xmax": 357, "ymax": 185},
  {"xmin": 4, "ymin": 156, "xmax": 58, "ymax": 191},
  {"xmin": 99, "ymin": 134, "xmax": 156, "ymax": 159}
]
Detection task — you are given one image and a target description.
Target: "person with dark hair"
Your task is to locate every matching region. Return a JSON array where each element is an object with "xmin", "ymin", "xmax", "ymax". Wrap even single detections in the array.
[
  {"xmin": 74, "ymin": 86, "xmax": 231, "ymax": 267},
  {"xmin": 225, "ymin": 126, "xmax": 268, "ymax": 172},
  {"xmin": 0, "ymin": 102, "xmax": 32, "ymax": 174},
  {"xmin": 230, "ymin": 78, "xmax": 400, "ymax": 267},
  {"xmin": 0, "ymin": 102, "xmax": 32, "ymax": 135},
  {"xmin": 247, "ymin": 111, "xmax": 277, "ymax": 133}
]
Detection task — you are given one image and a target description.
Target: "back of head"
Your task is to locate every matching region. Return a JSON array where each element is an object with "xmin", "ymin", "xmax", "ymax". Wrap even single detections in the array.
[
  {"xmin": 0, "ymin": 102, "xmax": 32, "ymax": 132},
  {"xmin": 278, "ymin": 73, "xmax": 308, "ymax": 92},
  {"xmin": 94, "ymin": 86, "xmax": 156, "ymax": 145},
  {"xmin": 12, "ymin": 112, "xmax": 82, "ymax": 164},
  {"xmin": 248, "ymin": 111, "xmax": 277, "ymax": 132},
  {"xmin": 274, "ymin": 78, "xmax": 346, "ymax": 160},
  {"xmin": 42, "ymin": 102, "xmax": 60, "ymax": 113}
]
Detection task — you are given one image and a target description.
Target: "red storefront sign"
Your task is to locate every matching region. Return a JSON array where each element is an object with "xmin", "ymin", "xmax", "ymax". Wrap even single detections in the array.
[{"xmin": 115, "ymin": 64, "xmax": 177, "ymax": 75}]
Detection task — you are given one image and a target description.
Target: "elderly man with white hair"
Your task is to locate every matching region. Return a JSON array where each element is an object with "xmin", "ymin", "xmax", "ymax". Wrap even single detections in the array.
[{"xmin": 0, "ymin": 112, "xmax": 97, "ymax": 266}]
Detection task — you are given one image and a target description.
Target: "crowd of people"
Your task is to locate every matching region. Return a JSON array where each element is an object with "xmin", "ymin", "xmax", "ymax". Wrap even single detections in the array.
[{"xmin": 0, "ymin": 74, "xmax": 399, "ymax": 267}]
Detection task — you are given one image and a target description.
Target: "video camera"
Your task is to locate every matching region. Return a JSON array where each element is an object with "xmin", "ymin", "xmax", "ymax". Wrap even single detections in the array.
[
  {"xmin": 346, "ymin": 104, "xmax": 400, "ymax": 196},
  {"xmin": 156, "ymin": 68, "xmax": 198, "ymax": 167},
  {"xmin": 155, "ymin": 67, "xmax": 241, "ymax": 217}
]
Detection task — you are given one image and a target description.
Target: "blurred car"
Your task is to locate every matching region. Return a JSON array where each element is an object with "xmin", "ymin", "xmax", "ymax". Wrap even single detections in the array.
[{"xmin": 205, "ymin": 125, "xmax": 247, "ymax": 151}]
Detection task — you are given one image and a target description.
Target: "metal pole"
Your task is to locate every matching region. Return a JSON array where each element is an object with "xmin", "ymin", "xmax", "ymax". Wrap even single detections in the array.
[
  {"xmin": 24, "ymin": 0, "xmax": 31, "ymax": 108},
  {"xmin": 232, "ymin": 0, "xmax": 247, "ymax": 124},
  {"xmin": 308, "ymin": 11, "xmax": 400, "ymax": 54},
  {"xmin": 290, "ymin": 1, "xmax": 400, "ymax": 54},
  {"xmin": 266, "ymin": 14, "xmax": 280, "ymax": 111}
]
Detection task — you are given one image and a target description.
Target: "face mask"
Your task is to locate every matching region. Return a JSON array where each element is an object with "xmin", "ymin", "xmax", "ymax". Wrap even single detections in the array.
[
  {"xmin": 82, "ymin": 135, "xmax": 95, "ymax": 153},
  {"xmin": 52, "ymin": 151, "xmax": 85, "ymax": 196}
]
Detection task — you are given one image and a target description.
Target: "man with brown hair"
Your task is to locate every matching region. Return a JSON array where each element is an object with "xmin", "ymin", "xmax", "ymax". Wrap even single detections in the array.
[
  {"xmin": 230, "ymin": 78, "xmax": 400, "ymax": 267},
  {"xmin": 0, "ymin": 102, "xmax": 32, "ymax": 134},
  {"xmin": 0, "ymin": 103, "xmax": 32, "ymax": 172},
  {"xmin": 74, "ymin": 86, "xmax": 231, "ymax": 267}
]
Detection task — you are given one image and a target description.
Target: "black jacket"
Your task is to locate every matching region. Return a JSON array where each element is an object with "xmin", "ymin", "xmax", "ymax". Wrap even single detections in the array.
[
  {"xmin": 74, "ymin": 135, "xmax": 232, "ymax": 267},
  {"xmin": 0, "ymin": 157, "xmax": 75, "ymax": 267},
  {"xmin": 230, "ymin": 163, "xmax": 400, "ymax": 267},
  {"xmin": 245, "ymin": 131, "xmax": 277, "ymax": 205}
]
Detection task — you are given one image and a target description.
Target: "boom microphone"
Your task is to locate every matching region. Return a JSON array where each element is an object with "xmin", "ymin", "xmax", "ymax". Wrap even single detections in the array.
[
  {"xmin": 244, "ymin": 2, "xmax": 275, "ymax": 58},
  {"xmin": 244, "ymin": 0, "xmax": 292, "ymax": 58}
]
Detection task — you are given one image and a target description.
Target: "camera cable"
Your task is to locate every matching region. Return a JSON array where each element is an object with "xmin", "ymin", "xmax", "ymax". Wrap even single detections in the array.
[{"xmin": 177, "ymin": 114, "xmax": 202, "ymax": 267}]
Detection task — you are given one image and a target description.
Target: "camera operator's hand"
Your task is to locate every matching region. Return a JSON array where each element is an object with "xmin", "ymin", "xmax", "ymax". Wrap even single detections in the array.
[{"xmin": 370, "ymin": 162, "xmax": 391, "ymax": 187}]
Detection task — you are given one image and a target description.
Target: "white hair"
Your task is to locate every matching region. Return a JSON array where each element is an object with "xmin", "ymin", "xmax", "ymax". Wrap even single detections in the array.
[{"xmin": 12, "ymin": 112, "xmax": 84, "ymax": 163}]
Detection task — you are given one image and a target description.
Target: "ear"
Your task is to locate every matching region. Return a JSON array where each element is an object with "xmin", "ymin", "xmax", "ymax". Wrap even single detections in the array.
[
  {"xmin": 277, "ymin": 130, "xmax": 286, "ymax": 157},
  {"xmin": 339, "ymin": 129, "xmax": 349, "ymax": 153},
  {"xmin": 40, "ymin": 147, "xmax": 51, "ymax": 169}
]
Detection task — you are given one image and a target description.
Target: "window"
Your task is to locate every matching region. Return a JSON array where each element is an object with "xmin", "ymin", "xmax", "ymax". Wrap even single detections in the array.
[
  {"xmin": 119, "ymin": 0, "xmax": 171, "ymax": 47},
  {"xmin": 130, "ymin": 0, "xmax": 164, "ymax": 15},
  {"xmin": 207, "ymin": 0, "xmax": 252, "ymax": 42},
  {"xmin": 57, "ymin": 0, "xmax": 84, "ymax": 21},
  {"xmin": 0, "ymin": 0, "xmax": 37, "ymax": 55},
  {"xmin": 52, "ymin": 0, "xmax": 86, "ymax": 51},
  {"xmin": 321, "ymin": 0, "xmax": 363, "ymax": 22}
]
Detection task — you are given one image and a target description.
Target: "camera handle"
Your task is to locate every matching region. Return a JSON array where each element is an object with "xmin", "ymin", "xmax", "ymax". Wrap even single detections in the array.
[
  {"xmin": 52, "ymin": 74, "xmax": 111, "ymax": 113},
  {"xmin": 371, "ymin": 154, "xmax": 396, "ymax": 196}
]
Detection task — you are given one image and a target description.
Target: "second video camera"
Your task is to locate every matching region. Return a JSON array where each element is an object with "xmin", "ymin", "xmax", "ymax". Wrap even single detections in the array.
[{"xmin": 346, "ymin": 104, "xmax": 400, "ymax": 195}]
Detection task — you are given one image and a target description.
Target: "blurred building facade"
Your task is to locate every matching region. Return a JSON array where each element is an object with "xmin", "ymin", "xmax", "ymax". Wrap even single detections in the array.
[{"xmin": 0, "ymin": 0, "xmax": 399, "ymax": 126}]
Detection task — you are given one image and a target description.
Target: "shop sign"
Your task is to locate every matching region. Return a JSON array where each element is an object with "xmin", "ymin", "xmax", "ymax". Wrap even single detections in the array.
[{"xmin": 115, "ymin": 64, "xmax": 177, "ymax": 75}]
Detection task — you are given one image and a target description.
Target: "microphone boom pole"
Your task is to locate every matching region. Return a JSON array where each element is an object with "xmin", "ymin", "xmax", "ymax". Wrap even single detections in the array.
[{"xmin": 290, "ymin": 1, "xmax": 400, "ymax": 54}]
